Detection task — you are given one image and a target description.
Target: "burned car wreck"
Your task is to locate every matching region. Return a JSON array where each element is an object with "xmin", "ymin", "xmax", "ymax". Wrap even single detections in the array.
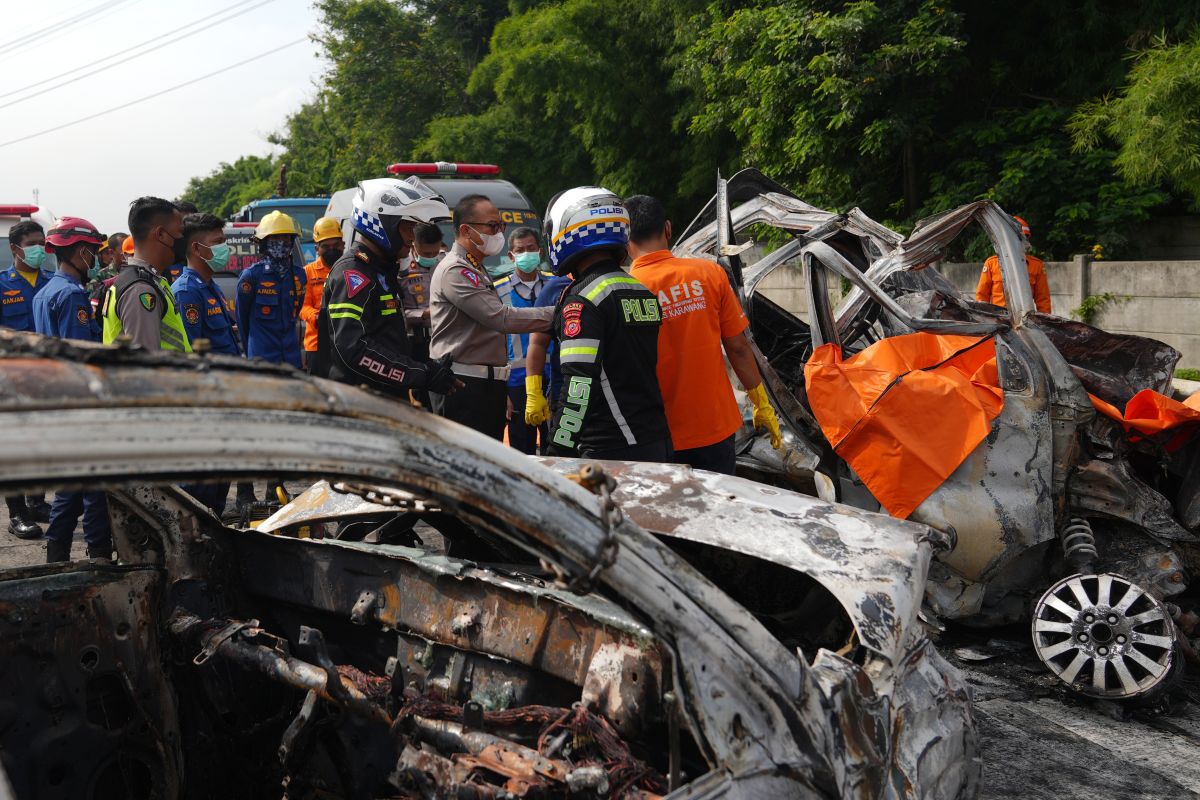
[
  {"xmin": 677, "ymin": 169, "xmax": 1200, "ymax": 701},
  {"xmin": 0, "ymin": 333, "xmax": 978, "ymax": 799}
]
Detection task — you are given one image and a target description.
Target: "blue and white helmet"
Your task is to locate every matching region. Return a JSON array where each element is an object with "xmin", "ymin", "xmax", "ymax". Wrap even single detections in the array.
[
  {"xmin": 352, "ymin": 177, "xmax": 450, "ymax": 256},
  {"xmin": 543, "ymin": 186, "xmax": 629, "ymax": 275}
]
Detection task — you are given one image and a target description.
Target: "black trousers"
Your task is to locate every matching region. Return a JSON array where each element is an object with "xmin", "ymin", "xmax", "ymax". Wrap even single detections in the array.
[
  {"xmin": 675, "ymin": 434, "xmax": 737, "ymax": 475},
  {"xmin": 506, "ymin": 383, "xmax": 548, "ymax": 455},
  {"xmin": 432, "ymin": 375, "xmax": 507, "ymax": 440},
  {"xmin": 582, "ymin": 438, "xmax": 674, "ymax": 463},
  {"xmin": 408, "ymin": 332, "xmax": 431, "ymax": 410}
]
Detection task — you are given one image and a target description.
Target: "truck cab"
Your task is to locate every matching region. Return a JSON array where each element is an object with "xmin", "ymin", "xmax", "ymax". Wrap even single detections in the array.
[
  {"xmin": 230, "ymin": 197, "xmax": 331, "ymax": 264},
  {"xmin": 324, "ymin": 163, "xmax": 539, "ymax": 272}
]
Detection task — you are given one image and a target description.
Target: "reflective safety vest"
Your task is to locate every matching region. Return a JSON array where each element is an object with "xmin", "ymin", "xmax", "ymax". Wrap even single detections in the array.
[{"xmin": 101, "ymin": 266, "xmax": 192, "ymax": 352}]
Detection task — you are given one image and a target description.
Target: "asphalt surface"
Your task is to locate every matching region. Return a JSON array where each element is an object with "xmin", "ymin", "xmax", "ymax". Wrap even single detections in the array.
[{"xmin": 3, "ymin": 489, "xmax": 1199, "ymax": 797}]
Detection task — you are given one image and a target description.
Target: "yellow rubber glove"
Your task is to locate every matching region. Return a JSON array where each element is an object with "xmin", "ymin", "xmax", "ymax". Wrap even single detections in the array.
[
  {"xmin": 748, "ymin": 383, "xmax": 783, "ymax": 449},
  {"xmin": 525, "ymin": 374, "xmax": 550, "ymax": 426}
]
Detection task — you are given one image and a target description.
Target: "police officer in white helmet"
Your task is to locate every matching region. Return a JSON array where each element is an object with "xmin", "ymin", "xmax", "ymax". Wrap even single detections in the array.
[{"xmin": 312, "ymin": 178, "xmax": 461, "ymax": 398}]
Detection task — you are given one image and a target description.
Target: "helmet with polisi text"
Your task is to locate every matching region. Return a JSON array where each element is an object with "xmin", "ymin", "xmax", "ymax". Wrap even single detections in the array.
[{"xmin": 543, "ymin": 186, "xmax": 629, "ymax": 275}]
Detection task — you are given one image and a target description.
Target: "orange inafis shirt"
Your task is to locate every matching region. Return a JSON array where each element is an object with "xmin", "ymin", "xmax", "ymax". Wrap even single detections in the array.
[{"xmin": 630, "ymin": 250, "xmax": 749, "ymax": 450}]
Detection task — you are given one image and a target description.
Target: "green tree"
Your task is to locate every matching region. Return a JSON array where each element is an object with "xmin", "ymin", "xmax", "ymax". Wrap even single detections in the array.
[
  {"xmin": 177, "ymin": 154, "xmax": 279, "ymax": 218},
  {"xmin": 1070, "ymin": 31, "xmax": 1200, "ymax": 205}
]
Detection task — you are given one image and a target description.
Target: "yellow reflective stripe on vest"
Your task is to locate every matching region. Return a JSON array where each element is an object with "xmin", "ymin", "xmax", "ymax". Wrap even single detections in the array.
[
  {"xmin": 328, "ymin": 302, "xmax": 363, "ymax": 312},
  {"xmin": 584, "ymin": 275, "xmax": 641, "ymax": 304}
]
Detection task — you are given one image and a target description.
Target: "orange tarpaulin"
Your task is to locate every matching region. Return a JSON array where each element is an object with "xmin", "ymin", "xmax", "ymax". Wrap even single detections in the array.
[
  {"xmin": 1089, "ymin": 388, "xmax": 1200, "ymax": 450},
  {"xmin": 804, "ymin": 333, "xmax": 1004, "ymax": 519}
]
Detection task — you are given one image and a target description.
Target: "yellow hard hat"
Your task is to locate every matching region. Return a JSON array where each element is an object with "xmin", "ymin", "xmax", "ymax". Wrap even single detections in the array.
[
  {"xmin": 255, "ymin": 210, "xmax": 300, "ymax": 239},
  {"xmin": 312, "ymin": 216, "xmax": 341, "ymax": 243}
]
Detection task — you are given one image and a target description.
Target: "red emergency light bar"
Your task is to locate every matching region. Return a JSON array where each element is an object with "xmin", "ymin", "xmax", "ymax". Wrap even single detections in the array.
[
  {"xmin": 387, "ymin": 162, "xmax": 501, "ymax": 176},
  {"xmin": 0, "ymin": 205, "xmax": 39, "ymax": 216}
]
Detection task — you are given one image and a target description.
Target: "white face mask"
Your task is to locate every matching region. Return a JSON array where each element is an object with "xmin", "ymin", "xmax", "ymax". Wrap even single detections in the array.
[{"xmin": 471, "ymin": 226, "xmax": 506, "ymax": 257}]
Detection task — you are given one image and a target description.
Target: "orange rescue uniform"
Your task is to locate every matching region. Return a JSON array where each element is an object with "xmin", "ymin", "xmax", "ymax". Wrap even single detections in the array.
[
  {"xmin": 300, "ymin": 258, "xmax": 329, "ymax": 353},
  {"xmin": 629, "ymin": 250, "xmax": 749, "ymax": 451},
  {"xmin": 975, "ymin": 254, "xmax": 1052, "ymax": 313}
]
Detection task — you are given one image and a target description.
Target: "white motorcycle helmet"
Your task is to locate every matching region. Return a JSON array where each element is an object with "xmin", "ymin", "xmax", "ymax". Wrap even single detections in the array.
[
  {"xmin": 351, "ymin": 177, "xmax": 450, "ymax": 256},
  {"xmin": 543, "ymin": 186, "xmax": 629, "ymax": 275}
]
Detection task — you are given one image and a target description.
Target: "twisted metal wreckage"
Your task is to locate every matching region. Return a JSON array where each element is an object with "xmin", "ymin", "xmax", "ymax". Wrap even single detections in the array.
[{"xmin": 0, "ymin": 170, "xmax": 1194, "ymax": 799}]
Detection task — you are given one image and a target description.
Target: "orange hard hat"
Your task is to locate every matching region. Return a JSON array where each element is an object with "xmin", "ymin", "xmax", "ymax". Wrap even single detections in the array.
[
  {"xmin": 121, "ymin": 236, "xmax": 135, "ymax": 254},
  {"xmin": 1013, "ymin": 215, "xmax": 1031, "ymax": 238}
]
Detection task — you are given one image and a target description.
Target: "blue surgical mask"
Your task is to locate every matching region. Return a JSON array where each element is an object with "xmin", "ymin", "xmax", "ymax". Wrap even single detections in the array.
[
  {"xmin": 19, "ymin": 244, "xmax": 46, "ymax": 269},
  {"xmin": 416, "ymin": 255, "xmax": 439, "ymax": 268},
  {"xmin": 513, "ymin": 252, "xmax": 541, "ymax": 272},
  {"xmin": 88, "ymin": 257, "xmax": 101, "ymax": 281}
]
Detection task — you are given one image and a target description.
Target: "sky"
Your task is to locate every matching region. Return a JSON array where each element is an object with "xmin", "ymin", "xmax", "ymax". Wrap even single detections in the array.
[{"xmin": 0, "ymin": 0, "xmax": 326, "ymax": 234}]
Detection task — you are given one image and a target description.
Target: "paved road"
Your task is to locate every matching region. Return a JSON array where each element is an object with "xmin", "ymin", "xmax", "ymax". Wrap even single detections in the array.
[{"xmin": 946, "ymin": 634, "xmax": 1200, "ymax": 798}]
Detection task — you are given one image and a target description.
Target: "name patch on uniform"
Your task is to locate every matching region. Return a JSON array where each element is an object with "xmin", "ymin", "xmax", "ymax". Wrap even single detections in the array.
[
  {"xmin": 139, "ymin": 292, "xmax": 156, "ymax": 311},
  {"xmin": 184, "ymin": 304, "xmax": 201, "ymax": 325},
  {"xmin": 75, "ymin": 307, "xmax": 89, "ymax": 326},
  {"xmin": 460, "ymin": 268, "xmax": 480, "ymax": 288},
  {"xmin": 345, "ymin": 270, "xmax": 370, "ymax": 299}
]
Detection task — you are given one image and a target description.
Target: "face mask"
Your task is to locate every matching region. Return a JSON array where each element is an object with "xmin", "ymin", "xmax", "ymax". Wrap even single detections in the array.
[
  {"xmin": 513, "ymin": 252, "xmax": 541, "ymax": 272},
  {"xmin": 320, "ymin": 248, "xmax": 343, "ymax": 267},
  {"xmin": 201, "ymin": 243, "xmax": 232, "ymax": 270},
  {"xmin": 18, "ymin": 244, "xmax": 46, "ymax": 269},
  {"xmin": 470, "ymin": 226, "xmax": 506, "ymax": 257},
  {"xmin": 88, "ymin": 257, "xmax": 101, "ymax": 281},
  {"xmin": 75, "ymin": 249, "xmax": 96, "ymax": 277},
  {"xmin": 416, "ymin": 255, "xmax": 439, "ymax": 268},
  {"xmin": 265, "ymin": 239, "xmax": 292, "ymax": 262}
]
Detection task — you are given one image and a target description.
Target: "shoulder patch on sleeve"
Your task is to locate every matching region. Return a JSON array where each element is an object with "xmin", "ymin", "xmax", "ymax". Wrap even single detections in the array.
[
  {"xmin": 184, "ymin": 304, "xmax": 201, "ymax": 325},
  {"xmin": 138, "ymin": 292, "xmax": 156, "ymax": 312},
  {"xmin": 239, "ymin": 280, "xmax": 252, "ymax": 294},
  {"xmin": 344, "ymin": 269, "xmax": 370, "ymax": 298},
  {"xmin": 75, "ymin": 306, "xmax": 90, "ymax": 326},
  {"xmin": 460, "ymin": 268, "xmax": 480, "ymax": 288}
]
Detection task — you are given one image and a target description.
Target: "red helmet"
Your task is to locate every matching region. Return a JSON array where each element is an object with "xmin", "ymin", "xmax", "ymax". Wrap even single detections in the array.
[{"xmin": 45, "ymin": 216, "xmax": 104, "ymax": 251}]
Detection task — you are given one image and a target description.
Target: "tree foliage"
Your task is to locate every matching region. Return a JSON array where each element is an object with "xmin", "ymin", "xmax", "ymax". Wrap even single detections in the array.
[
  {"xmin": 178, "ymin": 154, "xmax": 278, "ymax": 218},
  {"xmin": 182, "ymin": 0, "xmax": 1200, "ymax": 258},
  {"xmin": 1071, "ymin": 31, "xmax": 1200, "ymax": 206}
]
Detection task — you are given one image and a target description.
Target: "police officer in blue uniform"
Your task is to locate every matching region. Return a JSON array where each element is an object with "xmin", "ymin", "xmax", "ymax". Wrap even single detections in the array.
[
  {"xmin": 32, "ymin": 216, "xmax": 113, "ymax": 562},
  {"xmin": 1, "ymin": 220, "xmax": 54, "ymax": 538},
  {"xmin": 235, "ymin": 210, "xmax": 305, "ymax": 369},
  {"xmin": 172, "ymin": 213, "xmax": 241, "ymax": 518},
  {"xmin": 494, "ymin": 226, "xmax": 557, "ymax": 454}
]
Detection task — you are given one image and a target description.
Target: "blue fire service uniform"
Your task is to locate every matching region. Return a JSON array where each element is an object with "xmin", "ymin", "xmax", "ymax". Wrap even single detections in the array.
[
  {"xmin": 172, "ymin": 266, "xmax": 241, "ymax": 516},
  {"xmin": 495, "ymin": 270, "xmax": 556, "ymax": 454},
  {"xmin": 31, "ymin": 270, "xmax": 112, "ymax": 558},
  {"xmin": 172, "ymin": 267, "xmax": 242, "ymax": 356},
  {"xmin": 235, "ymin": 259, "xmax": 305, "ymax": 368},
  {"xmin": 534, "ymin": 275, "xmax": 572, "ymax": 414},
  {"xmin": 0, "ymin": 267, "xmax": 53, "ymax": 331}
]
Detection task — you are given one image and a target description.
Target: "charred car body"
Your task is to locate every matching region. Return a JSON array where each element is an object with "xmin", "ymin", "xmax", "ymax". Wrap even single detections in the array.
[
  {"xmin": 0, "ymin": 333, "xmax": 978, "ymax": 799},
  {"xmin": 676, "ymin": 169, "xmax": 1199, "ymax": 701}
]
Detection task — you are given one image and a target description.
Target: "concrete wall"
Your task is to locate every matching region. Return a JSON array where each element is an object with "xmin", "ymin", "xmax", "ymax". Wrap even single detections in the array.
[
  {"xmin": 939, "ymin": 259, "xmax": 1200, "ymax": 368},
  {"xmin": 754, "ymin": 256, "xmax": 1200, "ymax": 368}
]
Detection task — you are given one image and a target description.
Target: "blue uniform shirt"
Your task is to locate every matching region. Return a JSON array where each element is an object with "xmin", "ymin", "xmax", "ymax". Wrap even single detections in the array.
[
  {"xmin": 533, "ymin": 275, "xmax": 571, "ymax": 402},
  {"xmin": 235, "ymin": 259, "xmax": 305, "ymax": 368},
  {"xmin": 0, "ymin": 267, "xmax": 53, "ymax": 331},
  {"xmin": 32, "ymin": 270, "xmax": 100, "ymax": 342},
  {"xmin": 171, "ymin": 267, "xmax": 241, "ymax": 356},
  {"xmin": 496, "ymin": 271, "xmax": 557, "ymax": 387}
]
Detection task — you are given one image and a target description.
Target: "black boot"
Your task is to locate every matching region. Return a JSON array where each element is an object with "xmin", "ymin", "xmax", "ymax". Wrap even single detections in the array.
[
  {"xmin": 27, "ymin": 496, "xmax": 51, "ymax": 523},
  {"xmin": 8, "ymin": 512, "xmax": 42, "ymax": 540},
  {"xmin": 86, "ymin": 541, "xmax": 113, "ymax": 562},
  {"xmin": 46, "ymin": 539, "xmax": 71, "ymax": 563}
]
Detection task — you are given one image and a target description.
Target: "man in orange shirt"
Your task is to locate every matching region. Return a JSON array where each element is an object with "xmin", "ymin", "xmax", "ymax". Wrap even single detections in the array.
[
  {"xmin": 625, "ymin": 195, "xmax": 783, "ymax": 474},
  {"xmin": 975, "ymin": 215, "xmax": 1052, "ymax": 313},
  {"xmin": 299, "ymin": 217, "xmax": 344, "ymax": 370}
]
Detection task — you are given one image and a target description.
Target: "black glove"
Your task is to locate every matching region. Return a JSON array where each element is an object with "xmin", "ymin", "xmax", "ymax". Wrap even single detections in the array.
[{"xmin": 425, "ymin": 355, "xmax": 458, "ymax": 395}]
